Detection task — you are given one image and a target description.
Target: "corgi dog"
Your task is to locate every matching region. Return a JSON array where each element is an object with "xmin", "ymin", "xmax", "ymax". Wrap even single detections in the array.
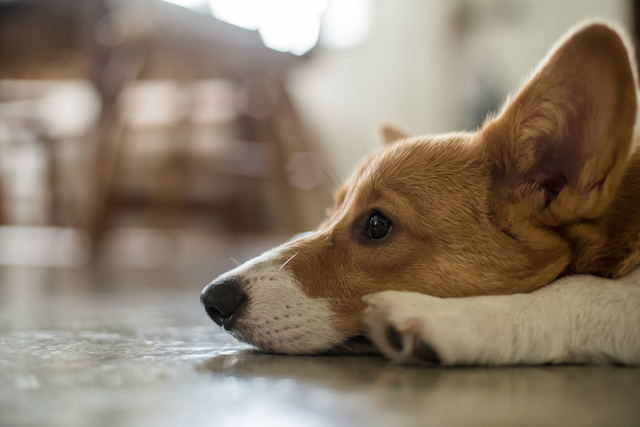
[{"xmin": 201, "ymin": 22, "xmax": 640, "ymax": 365}]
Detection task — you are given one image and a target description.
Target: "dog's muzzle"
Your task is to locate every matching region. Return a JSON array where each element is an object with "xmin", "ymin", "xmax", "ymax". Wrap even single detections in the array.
[
  {"xmin": 200, "ymin": 276, "xmax": 247, "ymax": 330},
  {"xmin": 199, "ymin": 255, "xmax": 367, "ymax": 354}
]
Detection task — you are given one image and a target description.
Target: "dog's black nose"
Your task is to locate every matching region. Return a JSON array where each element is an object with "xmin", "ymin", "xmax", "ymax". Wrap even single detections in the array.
[{"xmin": 200, "ymin": 277, "xmax": 246, "ymax": 327}]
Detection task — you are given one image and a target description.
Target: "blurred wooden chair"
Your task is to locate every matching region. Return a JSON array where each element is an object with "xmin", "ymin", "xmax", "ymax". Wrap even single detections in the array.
[
  {"xmin": 0, "ymin": 0, "xmax": 331, "ymax": 253},
  {"xmin": 0, "ymin": 0, "xmax": 143, "ymax": 232}
]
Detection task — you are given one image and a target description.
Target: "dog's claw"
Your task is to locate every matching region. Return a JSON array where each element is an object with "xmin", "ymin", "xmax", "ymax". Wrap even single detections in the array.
[
  {"xmin": 385, "ymin": 324, "xmax": 404, "ymax": 352},
  {"xmin": 413, "ymin": 339, "xmax": 441, "ymax": 364}
]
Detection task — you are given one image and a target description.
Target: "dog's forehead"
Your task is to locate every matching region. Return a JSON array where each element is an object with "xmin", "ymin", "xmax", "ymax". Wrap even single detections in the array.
[
  {"xmin": 350, "ymin": 134, "xmax": 480, "ymax": 195},
  {"xmin": 325, "ymin": 132, "xmax": 489, "ymax": 233}
]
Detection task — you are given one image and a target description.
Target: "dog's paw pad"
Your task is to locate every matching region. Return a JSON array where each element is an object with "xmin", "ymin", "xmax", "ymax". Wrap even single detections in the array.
[{"xmin": 413, "ymin": 338, "xmax": 441, "ymax": 365}]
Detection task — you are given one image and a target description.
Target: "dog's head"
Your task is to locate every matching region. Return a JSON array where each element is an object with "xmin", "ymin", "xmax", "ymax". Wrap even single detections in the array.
[{"xmin": 201, "ymin": 22, "xmax": 638, "ymax": 354}]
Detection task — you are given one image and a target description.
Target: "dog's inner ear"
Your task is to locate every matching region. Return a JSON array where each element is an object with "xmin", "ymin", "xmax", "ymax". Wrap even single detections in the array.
[
  {"xmin": 483, "ymin": 23, "xmax": 637, "ymax": 224},
  {"xmin": 381, "ymin": 124, "xmax": 409, "ymax": 145}
]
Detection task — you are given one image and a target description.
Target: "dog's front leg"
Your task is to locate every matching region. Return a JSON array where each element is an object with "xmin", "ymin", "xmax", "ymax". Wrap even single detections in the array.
[{"xmin": 363, "ymin": 273, "xmax": 640, "ymax": 366}]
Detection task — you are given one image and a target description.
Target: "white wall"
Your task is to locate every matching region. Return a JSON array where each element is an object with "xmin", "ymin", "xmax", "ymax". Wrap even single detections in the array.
[{"xmin": 289, "ymin": 0, "xmax": 631, "ymax": 181}]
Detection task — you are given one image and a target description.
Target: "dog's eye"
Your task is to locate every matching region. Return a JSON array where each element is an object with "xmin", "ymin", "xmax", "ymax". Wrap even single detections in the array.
[{"xmin": 366, "ymin": 212, "xmax": 392, "ymax": 239}]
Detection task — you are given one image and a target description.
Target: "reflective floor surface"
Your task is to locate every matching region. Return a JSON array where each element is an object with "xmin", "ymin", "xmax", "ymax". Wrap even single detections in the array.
[{"xmin": 1, "ymin": 254, "xmax": 640, "ymax": 427}]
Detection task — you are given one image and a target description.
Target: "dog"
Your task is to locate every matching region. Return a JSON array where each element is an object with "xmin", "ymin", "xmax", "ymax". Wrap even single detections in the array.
[{"xmin": 201, "ymin": 22, "xmax": 640, "ymax": 365}]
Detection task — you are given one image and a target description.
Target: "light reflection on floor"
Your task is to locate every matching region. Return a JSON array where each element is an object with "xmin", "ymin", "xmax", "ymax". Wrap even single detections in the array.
[{"xmin": 1, "ymin": 261, "xmax": 639, "ymax": 427}]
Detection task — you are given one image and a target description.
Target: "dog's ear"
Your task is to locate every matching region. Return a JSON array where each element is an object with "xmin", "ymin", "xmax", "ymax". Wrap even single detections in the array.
[
  {"xmin": 381, "ymin": 124, "xmax": 409, "ymax": 145},
  {"xmin": 483, "ymin": 23, "xmax": 638, "ymax": 224}
]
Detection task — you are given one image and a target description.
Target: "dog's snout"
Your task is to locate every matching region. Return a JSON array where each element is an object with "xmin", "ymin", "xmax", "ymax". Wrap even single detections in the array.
[{"xmin": 200, "ymin": 277, "xmax": 246, "ymax": 328}]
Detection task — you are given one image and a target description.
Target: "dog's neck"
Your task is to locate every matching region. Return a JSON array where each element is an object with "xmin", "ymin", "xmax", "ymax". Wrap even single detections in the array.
[{"xmin": 568, "ymin": 144, "xmax": 640, "ymax": 278}]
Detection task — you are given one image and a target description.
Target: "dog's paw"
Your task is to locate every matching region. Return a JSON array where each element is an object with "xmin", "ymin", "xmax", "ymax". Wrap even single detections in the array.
[
  {"xmin": 362, "ymin": 291, "xmax": 447, "ymax": 365},
  {"xmin": 363, "ymin": 291, "xmax": 506, "ymax": 365}
]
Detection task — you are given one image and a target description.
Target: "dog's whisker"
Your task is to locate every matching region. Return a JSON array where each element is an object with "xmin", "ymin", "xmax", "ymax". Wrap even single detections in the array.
[
  {"xmin": 313, "ymin": 154, "xmax": 340, "ymax": 189},
  {"xmin": 230, "ymin": 257, "xmax": 240, "ymax": 267},
  {"xmin": 363, "ymin": 140, "xmax": 372, "ymax": 156},
  {"xmin": 278, "ymin": 251, "xmax": 300, "ymax": 271}
]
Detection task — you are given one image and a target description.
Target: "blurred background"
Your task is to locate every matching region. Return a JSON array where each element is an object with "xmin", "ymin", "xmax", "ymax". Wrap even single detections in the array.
[{"xmin": 0, "ymin": 0, "xmax": 636, "ymax": 273}]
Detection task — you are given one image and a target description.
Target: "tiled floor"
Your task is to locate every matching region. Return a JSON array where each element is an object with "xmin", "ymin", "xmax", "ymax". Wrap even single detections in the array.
[{"xmin": 1, "ymin": 238, "xmax": 639, "ymax": 427}]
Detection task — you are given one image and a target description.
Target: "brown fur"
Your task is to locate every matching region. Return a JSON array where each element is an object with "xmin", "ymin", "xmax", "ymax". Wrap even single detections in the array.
[{"xmin": 267, "ymin": 22, "xmax": 640, "ymax": 339}]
